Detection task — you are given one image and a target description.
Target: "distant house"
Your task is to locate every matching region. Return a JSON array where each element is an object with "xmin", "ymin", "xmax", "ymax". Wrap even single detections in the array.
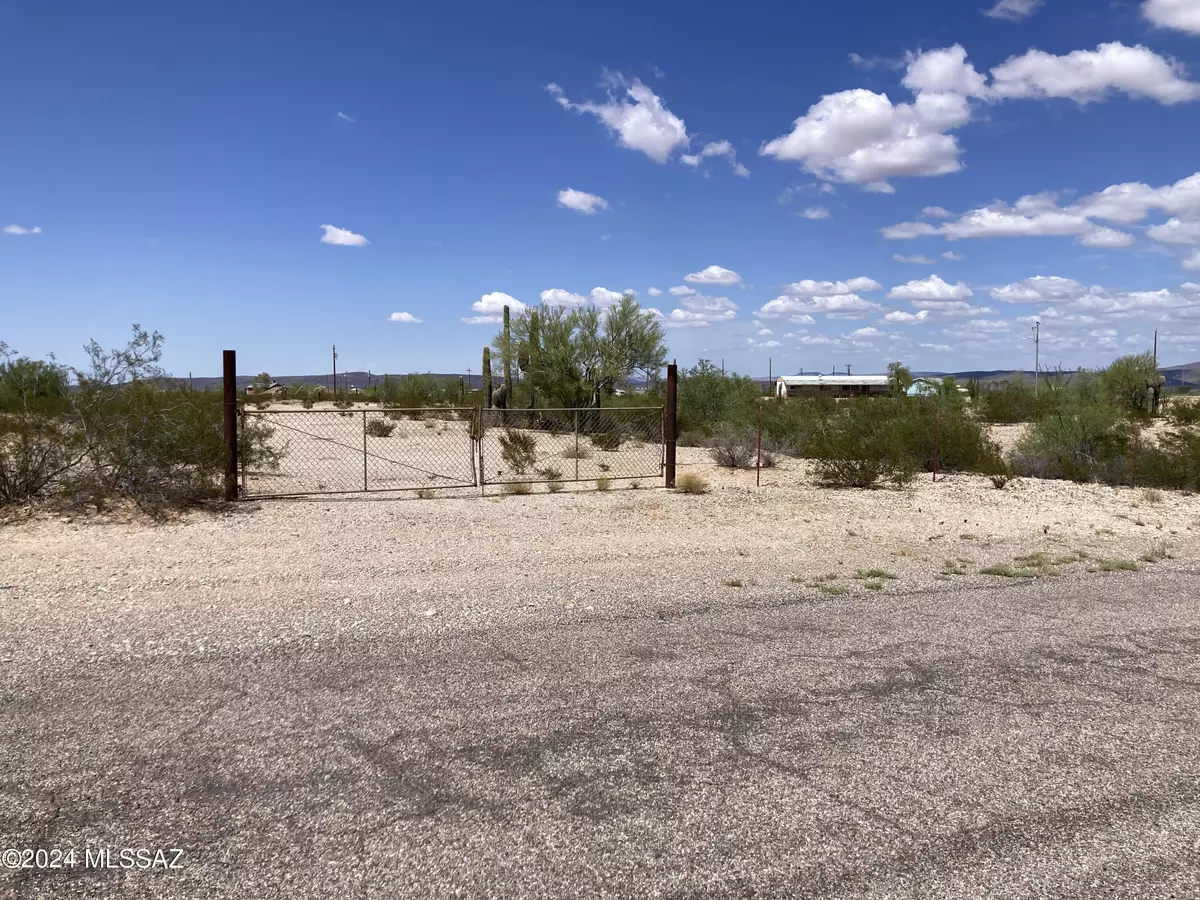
[
  {"xmin": 775, "ymin": 375, "xmax": 890, "ymax": 398},
  {"xmin": 246, "ymin": 382, "xmax": 283, "ymax": 395}
]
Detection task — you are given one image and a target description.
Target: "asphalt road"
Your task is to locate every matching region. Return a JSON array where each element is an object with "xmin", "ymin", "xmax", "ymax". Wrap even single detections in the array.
[{"xmin": 2, "ymin": 570, "xmax": 1199, "ymax": 899}]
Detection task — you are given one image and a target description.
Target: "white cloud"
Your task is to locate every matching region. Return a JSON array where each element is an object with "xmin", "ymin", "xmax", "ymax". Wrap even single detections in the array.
[
  {"xmin": 884, "ymin": 309, "xmax": 931, "ymax": 323},
  {"xmin": 922, "ymin": 206, "xmax": 954, "ymax": 219},
  {"xmin": 1078, "ymin": 226, "xmax": 1136, "ymax": 248},
  {"xmin": 462, "ymin": 291, "xmax": 526, "ymax": 324},
  {"xmin": 336, "ymin": 111, "xmax": 355, "ymax": 123},
  {"xmin": 590, "ymin": 287, "xmax": 626, "ymax": 307},
  {"xmin": 984, "ymin": 0, "xmax": 1044, "ymax": 21},
  {"xmin": 788, "ymin": 315, "xmax": 817, "ymax": 325},
  {"xmin": 2, "ymin": 224, "xmax": 43, "ymax": 235},
  {"xmin": 921, "ymin": 342, "xmax": 953, "ymax": 352},
  {"xmin": 547, "ymin": 77, "xmax": 688, "ymax": 164},
  {"xmin": 1142, "ymin": 0, "xmax": 1200, "ymax": 36},
  {"xmin": 1147, "ymin": 217, "xmax": 1200, "ymax": 244},
  {"xmin": 893, "ymin": 253, "xmax": 935, "ymax": 264},
  {"xmin": 668, "ymin": 285, "xmax": 696, "ymax": 296},
  {"xmin": 942, "ymin": 250, "xmax": 965, "ymax": 260},
  {"xmin": 1184, "ymin": 251, "xmax": 1200, "ymax": 271},
  {"xmin": 664, "ymin": 308, "xmax": 737, "ymax": 328},
  {"xmin": 682, "ymin": 140, "xmax": 750, "ymax": 177},
  {"xmin": 881, "ymin": 221, "xmax": 940, "ymax": 239},
  {"xmin": 388, "ymin": 312, "xmax": 422, "ymax": 323},
  {"xmin": 990, "ymin": 42, "xmax": 1200, "ymax": 106},
  {"xmin": 785, "ymin": 277, "xmax": 883, "ymax": 295},
  {"xmin": 320, "ymin": 224, "xmax": 369, "ymax": 247},
  {"xmin": 684, "ymin": 265, "xmax": 742, "ymax": 285},
  {"xmin": 757, "ymin": 327, "xmax": 773, "ymax": 335},
  {"xmin": 850, "ymin": 326, "xmax": 884, "ymax": 338},
  {"xmin": 646, "ymin": 287, "xmax": 662, "ymax": 297},
  {"xmin": 679, "ymin": 293, "xmax": 738, "ymax": 314},
  {"xmin": 557, "ymin": 188, "xmax": 610, "ymax": 215},
  {"xmin": 540, "ymin": 288, "xmax": 588, "ymax": 308},
  {"xmin": 800, "ymin": 206, "xmax": 831, "ymax": 219},
  {"xmin": 990, "ymin": 276, "xmax": 1086, "ymax": 303},
  {"xmin": 902, "ymin": 45, "xmax": 990, "ymax": 98},
  {"xmin": 758, "ymin": 293, "xmax": 884, "ymax": 318},
  {"xmin": 886, "ymin": 274, "xmax": 972, "ymax": 302}
]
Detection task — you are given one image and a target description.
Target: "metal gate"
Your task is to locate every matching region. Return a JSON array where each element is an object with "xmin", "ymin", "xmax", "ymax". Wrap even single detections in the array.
[
  {"xmin": 477, "ymin": 406, "xmax": 664, "ymax": 487},
  {"xmin": 239, "ymin": 407, "xmax": 478, "ymax": 498}
]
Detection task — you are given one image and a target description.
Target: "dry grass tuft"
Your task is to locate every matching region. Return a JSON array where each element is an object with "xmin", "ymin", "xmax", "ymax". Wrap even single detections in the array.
[
  {"xmin": 675, "ymin": 473, "xmax": 709, "ymax": 494},
  {"xmin": 501, "ymin": 481, "xmax": 532, "ymax": 496}
]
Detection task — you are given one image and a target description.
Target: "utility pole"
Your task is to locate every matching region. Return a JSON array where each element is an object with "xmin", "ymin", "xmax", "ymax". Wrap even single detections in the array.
[
  {"xmin": 332, "ymin": 345, "xmax": 338, "ymax": 398},
  {"xmin": 1153, "ymin": 330, "xmax": 1158, "ymax": 369},
  {"xmin": 1032, "ymin": 322, "xmax": 1040, "ymax": 395},
  {"xmin": 846, "ymin": 364, "xmax": 852, "ymax": 376}
]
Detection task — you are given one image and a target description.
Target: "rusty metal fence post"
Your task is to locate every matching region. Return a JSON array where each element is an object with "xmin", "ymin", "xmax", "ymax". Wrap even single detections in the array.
[
  {"xmin": 1132, "ymin": 433, "xmax": 1139, "ymax": 488},
  {"xmin": 362, "ymin": 409, "xmax": 368, "ymax": 492},
  {"xmin": 223, "ymin": 350, "xmax": 238, "ymax": 501},
  {"xmin": 757, "ymin": 405, "xmax": 763, "ymax": 487},
  {"xmin": 932, "ymin": 409, "xmax": 940, "ymax": 484},
  {"xmin": 665, "ymin": 362, "xmax": 677, "ymax": 488}
]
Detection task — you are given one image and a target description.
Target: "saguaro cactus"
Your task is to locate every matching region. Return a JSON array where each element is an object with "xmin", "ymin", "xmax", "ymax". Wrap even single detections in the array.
[
  {"xmin": 503, "ymin": 305, "xmax": 512, "ymax": 402},
  {"xmin": 483, "ymin": 347, "xmax": 493, "ymax": 409},
  {"xmin": 526, "ymin": 310, "xmax": 540, "ymax": 409}
]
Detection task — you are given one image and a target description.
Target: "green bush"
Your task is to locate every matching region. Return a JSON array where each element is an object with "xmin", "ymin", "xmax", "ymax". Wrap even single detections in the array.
[
  {"xmin": 678, "ymin": 360, "xmax": 761, "ymax": 437},
  {"xmin": 499, "ymin": 429, "xmax": 538, "ymax": 475},
  {"xmin": 976, "ymin": 375, "xmax": 1042, "ymax": 424},
  {"xmin": 365, "ymin": 419, "xmax": 396, "ymax": 438},
  {"xmin": 707, "ymin": 426, "xmax": 756, "ymax": 469},
  {"xmin": 1010, "ymin": 398, "xmax": 1132, "ymax": 483},
  {"xmin": 806, "ymin": 403, "xmax": 918, "ymax": 488},
  {"xmin": 0, "ymin": 413, "xmax": 80, "ymax": 504},
  {"xmin": 591, "ymin": 431, "xmax": 624, "ymax": 451}
]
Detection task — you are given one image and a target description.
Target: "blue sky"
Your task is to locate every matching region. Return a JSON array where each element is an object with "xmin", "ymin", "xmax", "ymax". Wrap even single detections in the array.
[{"xmin": 3, "ymin": 0, "xmax": 1200, "ymax": 379}]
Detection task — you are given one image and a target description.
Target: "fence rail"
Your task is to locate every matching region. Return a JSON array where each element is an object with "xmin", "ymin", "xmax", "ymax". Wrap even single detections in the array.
[
  {"xmin": 237, "ymin": 404, "xmax": 665, "ymax": 497},
  {"xmin": 478, "ymin": 406, "xmax": 664, "ymax": 485},
  {"xmin": 239, "ymin": 407, "xmax": 478, "ymax": 498}
]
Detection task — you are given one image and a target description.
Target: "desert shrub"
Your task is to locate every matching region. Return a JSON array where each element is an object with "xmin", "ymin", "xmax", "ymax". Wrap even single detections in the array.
[
  {"xmin": 501, "ymin": 481, "xmax": 532, "ymax": 495},
  {"xmin": 365, "ymin": 419, "xmax": 396, "ymax": 438},
  {"xmin": 976, "ymin": 375, "xmax": 1042, "ymax": 424},
  {"xmin": 535, "ymin": 465, "xmax": 563, "ymax": 481},
  {"xmin": 675, "ymin": 473, "xmax": 709, "ymax": 494},
  {"xmin": 1010, "ymin": 398, "xmax": 1132, "ymax": 483},
  {"xmin": 596, "ymin": 476, "xmax": 612, "ymax": 491},
  {"xmin": 805, "ymin": 400, "xmax": 917, "ymax": 488},
  {"xmin": 761, "ymin": 397, "xmax": 829, "ymax": 456},
  {"xmin": 416, "ymin": 488, "xmax": 435, "ymax": 499},
  {"xmin": 499, "ymin": 429, "xmax": 538, "ymax": 474},
  {"xmin": 562, "ymin": 444, "xmax": 591, "ymax": 459},
  {"xmin": 0, "ymin": 351, "xmax": 70, "ymax": 414},
  {"xmin": 759, "ymin": 448, "xmax": 777, "ymax": 468},
  {"xmin": 378, "ymin": 373, "xmax": 457, "ymax": 409},
  {"xmin": 1099, "ymin": 352, "xmax": 1158, "ymax": 419},
  {"xmin": 1168, "ymin": 399, "xmax": 1200, "ymax": 427},
  {"xmin": 333, "ymin": 399, "xmax": 354, "ymax": 410},
  {"xmin": 0, "ymin": 414, "xmax": 81, "ymax": 504},
  {"xmin": 591, "ymin": 431, "xmax": 624, "ymax": 451},
  {"xmin": 1130, "ymin": 429, "xmax": 1200, "ymax": 491},
  {"xmin": 301, "ymin": 398, "xmax": 315, "ymax": 409},
  {"xmin": 678, "ymin": 360, "xmax": 761, "ymax": 437},
  {"xmin": 676, "ymin": 430, "xmax": 708, "ymax": 448},
  {"xmin": 707, "ymin": 426, "xmax": 755, "ymax": 468},
  {"xmin": 888, "ymin": 397, "xmax": 1003, "ymax": 474},
  {"xmin": 546, "ymin": 479, "xmax": 565, "ymax": 493}
]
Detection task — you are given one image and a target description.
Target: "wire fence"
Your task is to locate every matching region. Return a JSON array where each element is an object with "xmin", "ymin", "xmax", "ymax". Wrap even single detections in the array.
[
  {"xmin": 239, "ymin": 407, "xmax": 478, "ymax": 497},
  {"xmin": 478, "ymin": 407, "xmax": 663, "ymax": 485}
]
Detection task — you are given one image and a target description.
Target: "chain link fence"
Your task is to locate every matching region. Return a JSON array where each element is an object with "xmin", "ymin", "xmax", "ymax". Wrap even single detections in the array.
[
  {"xmin": 478, "ymin": 407, "xmax": 663, "ymax": 486},
  {"xmin": 239, "ymin": 407, "xmax": 477, "ymax": 497}
]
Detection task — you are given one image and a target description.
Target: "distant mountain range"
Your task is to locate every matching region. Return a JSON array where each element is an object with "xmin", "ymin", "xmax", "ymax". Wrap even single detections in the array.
[{"xmin": 185, "ymin": 362, "xmax": 1200, "ymax": 392}]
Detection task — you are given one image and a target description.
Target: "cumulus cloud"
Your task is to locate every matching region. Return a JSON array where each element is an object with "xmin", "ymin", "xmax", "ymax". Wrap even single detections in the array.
[
  {"xmin": 684, "ymin": 265, "xmax": 742, "ymax": 285},
  {"xmin": 884, "ymin": 309, "xmax": 931, "ymax": 323},
  {"xmin": 761, "ymin": 41, "xmax": 1199, "ymax": 192},
  {"xmin": 556, "ymin": 188, "xmax": 610, "ymax": 215},
  {"xmin": 2, "ymin": 224, "xmax": 42, "ymax": 235},
  {"xmin": 923, "ymin": 206, "xmax": 954, "ymax": 219},
  {"xmin": 462, "ymin": 291, "xmax": 526, "ymax": 324},
  {"xmin": 646, "ymin": 287, "xmax": 662, "ymax": 297},
  {"xmin": 800, "ymin": 206, "xmax": 831, "ymax": 219},
  {"xmin": 387, "ymin": 312, "xmax": 422, "ymax": 323},
  {"xmin": 984, "ymin": 0, "xmax": 1044, "ymax": 21},
  {"xmin": 547, "ymin": 77, "xmax": 688, "ymax": 164},
  {"xmin": 589, "ymin": 287, "xmax": 626, "ymax": 307},
  {"xmin": 336, "ymin": 111, "xmax": 355, "ymax": 123},
  {"xmin": 664, "ymin": 307, "xmax": 737, "ymax": 328},
  {"xmin": 942, "ymin": 250, "xmax": 965, "ymax": 260},
  {"xmin": 681, "ymin": 140, "xmax": 750, "ymax": 177},
  {"xmin": 540, "ymin": 288, "xmax": 588, "ymax": 308},
  {"xmin": 1143, "ymin": 0, "xmax": 1200, "ymax": 35},
  {"xmin": 320, "ymin": 224, "xmax": 369, "ymax": 247},
  {"xmin": 881, "ymin": 170, "xmax": 1200, "ymax": 266},
  {"xmin": 990, "ymin": 276, "xmax": 1087, "ymax": 303},
  {"xmin": 893, "ymin": 253, "xmax": 935, "ymax": 264},
  {"xmin": 758, "ymin": 294, "xmax": 884, "ymax": 318},
  {"xmin": 785, "ymin": 277, "xmax": 883, "ymax": 295},
  {"xmin": 990, "ymin": 42, "xmax": 1200, "ymax": 105},
  {"xmin": 887, "ymin": 275, "xmax": 972, "ymax": 302}
]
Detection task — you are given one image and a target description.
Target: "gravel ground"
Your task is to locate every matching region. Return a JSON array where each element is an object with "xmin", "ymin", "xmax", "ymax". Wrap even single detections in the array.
[{"xmin": 2, "ymin": 459, "xmax": 1199, "ymax": 898}]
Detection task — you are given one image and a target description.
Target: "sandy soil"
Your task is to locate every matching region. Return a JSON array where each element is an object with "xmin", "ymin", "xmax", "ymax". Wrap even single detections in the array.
[{"xmin": 2, "ymin": 447, "xmax": 1197, "ymax": 662}]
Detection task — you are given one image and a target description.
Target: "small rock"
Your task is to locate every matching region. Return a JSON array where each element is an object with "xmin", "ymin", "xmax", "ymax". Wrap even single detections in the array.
[{"xmin": 424, "ymin": 608, "xmax": 437, "ymax": 617}]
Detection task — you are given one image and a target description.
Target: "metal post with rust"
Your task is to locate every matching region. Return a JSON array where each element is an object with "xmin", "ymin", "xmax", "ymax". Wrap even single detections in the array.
[
  {"xmin": 1132, "ymin": 433, "xmax": 1139, "ymax": 488},
  {"xmin": 757, "ymin": 405, "xmax": 763, "ymax": 487},
  {"xmin": 665, "ymin": 362, "xmax": 677, "ymax": 488},
  {"xmin": 223, "ymin": 350, "xmax": 238, "ymax": 501},
  {"xmin": 932, "ymin": 409, "xmax": 940, "ymax": 484},
  {"xmin": 363, "ymin": 409, "xmax": 368, "ymax": 492}
]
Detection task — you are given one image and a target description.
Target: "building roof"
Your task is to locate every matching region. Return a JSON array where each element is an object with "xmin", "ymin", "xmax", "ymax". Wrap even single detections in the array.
[{"xmin": 777, "ymin": 375, "xmax": 890, "ymax": 387}]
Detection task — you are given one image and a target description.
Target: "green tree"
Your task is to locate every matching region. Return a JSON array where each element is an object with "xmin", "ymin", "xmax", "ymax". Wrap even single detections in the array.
[
  {"xmin": 496, "ymin": 293, "xmax": 667, "ymax": 408},
  {"xmin": 678, "ymin": 360, "xmax": 761, "ymax": 435},
  {"xmin": 1099, "ymin": 352, "xmax": 1158, "ymax": 418},
  {"xmin": 251, "ymin": 372, "xmax": 273, "ymax": 392},
  {"xmin": 886, "ymin": 361, "xmax": 913, "ymax": 397},
  {"xmin": 0, "ymin": 343, "xmax": 70, "ymax": 412}
]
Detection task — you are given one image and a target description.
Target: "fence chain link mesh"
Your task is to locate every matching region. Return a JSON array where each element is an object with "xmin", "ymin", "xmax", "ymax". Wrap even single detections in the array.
[
  {"xmin": 239, "ymin": 407, "xmax": 478, "ymax": 497},
  {"xmin": 478, "ymin": 406, "xmax": 663, "ymax": 485}
]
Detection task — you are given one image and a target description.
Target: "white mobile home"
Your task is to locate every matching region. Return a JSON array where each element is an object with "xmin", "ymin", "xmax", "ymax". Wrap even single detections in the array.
[{"xmin": 775, "ymin": 375, "xmax": 890, "ymax": 398}]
